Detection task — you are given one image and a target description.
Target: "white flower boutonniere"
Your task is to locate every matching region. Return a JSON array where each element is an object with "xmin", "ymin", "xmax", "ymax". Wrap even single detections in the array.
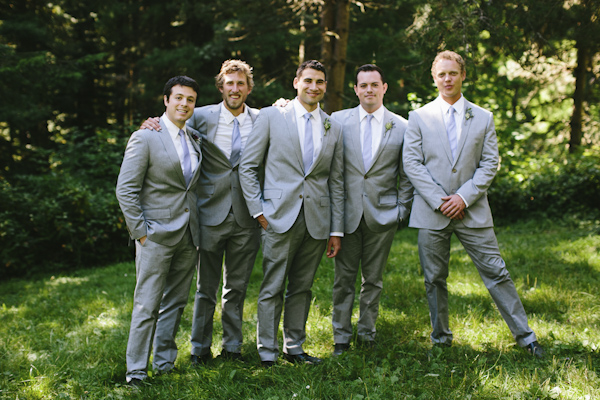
[
  {"xmin": 191, "ymin": 133, "xmax": 201, "ymax": 146},
  {"xmin": 323, "ymin": 118, "xmax": 331, "ymax": 136},
  {"xmin": 385, "ymin": 120, "xmax": 395, "ymax": 135},
  {"xmin": 465, "ymin": 108, "xmax": 474, "ymax": 121}
]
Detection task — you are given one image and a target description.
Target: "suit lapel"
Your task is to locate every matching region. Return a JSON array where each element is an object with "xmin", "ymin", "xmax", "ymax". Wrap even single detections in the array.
[
  {"xmin": 159, "ymin": 119, "xmax": 187, "ymax": 187},
  {"xmin": 369, "ymin": 107, "xmax": 393, "ymax": 171},
  {"xmin": 282, "ymin": 103, "xmax": 305, "ymax": 172},
  {"xmin": 454, "ymin": 99, "xmax": 474, "ymax": 163},
  {"xmin": 307, "ymin": 108, "xmax": 336, "ymax": 175},
  {"xmin": 206, "ymin": 104, "xmax": 221, "ymax": 144},
  {"xmin": 348, "ymin": 107, "xmax": 365, "ymax": 173},
  {"xmin": 429, "ymin": 104, "xmax": 454, "ymax": 165}
]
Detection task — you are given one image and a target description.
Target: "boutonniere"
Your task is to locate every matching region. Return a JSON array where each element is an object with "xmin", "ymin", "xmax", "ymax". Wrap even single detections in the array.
[
  {"xmin": 385, "ymin": 120, "xmax": 395, "ymax": 135},
  {"xmin": 465, "ymin": 108, "xmax": 474, "ymax": 121},
  {"xmin": 191, "ymin": 132, "xmax": 201, "ymax": 146},
  {"xmin": 323, "ymin": 118, "xmax": 331, "ymax": 136}
]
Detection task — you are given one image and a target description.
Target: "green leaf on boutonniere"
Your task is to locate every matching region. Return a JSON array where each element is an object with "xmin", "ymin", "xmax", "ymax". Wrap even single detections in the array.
[{"xmin": 323, "ymin": 118, "xmax": 331, "ymax": 135}]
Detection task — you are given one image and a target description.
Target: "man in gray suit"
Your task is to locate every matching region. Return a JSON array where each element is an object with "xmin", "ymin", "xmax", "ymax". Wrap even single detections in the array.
[
  {"xmin": 403, "ymin": 51, "xmax": 544, "ymax": 357},
  {"xmin": 239, "ymin": 60, "xmax": 344, "ymax": 366},
  {"xmin": 116, "ymin": 76, "xmax": 202, "ymax": 386},
  {"xmin": 330, "ymin": 64, "xmax": 413, "ymax": 355},
  {"xmin": 141, "ymin": 60, "xmax": 261, "ymax": 363}
]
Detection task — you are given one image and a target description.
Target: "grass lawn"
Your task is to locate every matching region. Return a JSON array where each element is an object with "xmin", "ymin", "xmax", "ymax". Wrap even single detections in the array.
[{"xmin": 1, "ymin": 219, "xmax": 599, "ymax": 399}]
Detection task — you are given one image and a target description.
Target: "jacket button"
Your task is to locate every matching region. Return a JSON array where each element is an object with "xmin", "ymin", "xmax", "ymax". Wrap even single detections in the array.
[
  {"xmin": 452, "ymin": 168, "xmax": 457, "ymax": 173},
  {"xmin": 299, "ymin": 195, "xmax": 303, "ymax": 199},
  {"xmin": 185, "ymin": 208, "xmax": 189, "ymax": 212}
]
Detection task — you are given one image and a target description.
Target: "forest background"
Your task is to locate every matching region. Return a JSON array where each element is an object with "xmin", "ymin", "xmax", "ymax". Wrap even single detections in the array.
[{"xmin": 1, "ymin": 0, "xmax": 599, "ymax": 279}]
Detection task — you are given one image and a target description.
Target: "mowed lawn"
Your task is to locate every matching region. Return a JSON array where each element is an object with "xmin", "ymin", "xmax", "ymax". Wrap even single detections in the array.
[{"xmin": 1, "ymin": 220, "xmax": 599, "ymax": 399}]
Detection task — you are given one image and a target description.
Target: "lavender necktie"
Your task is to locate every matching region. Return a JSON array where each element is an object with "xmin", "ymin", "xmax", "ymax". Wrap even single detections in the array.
[
  {"xmin": 230, "ymin": 117, "xmax": 241, "ymax": 165},
  {"xmin": 446, "ymin": 106, "xmax": 457, "ymax": 160},
  {"xmin": 363, "ymin": 114, "xmax": 373, "ymax": 170},
  {"xmin": 179, "ymin": 129, "xmax": 192, "ymax": 186},
  {"xmin": 303, "ymin": 113, "xmax": 314, "ymax": 173}
]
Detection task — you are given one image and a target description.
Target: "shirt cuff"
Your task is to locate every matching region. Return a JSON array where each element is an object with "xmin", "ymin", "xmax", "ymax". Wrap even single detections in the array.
[
  {"xmin": 330, "ymin": 232, "xmax": 344, "ymax": 237},
  {"xmin": 253, "ymin": 212, "xmax": 263, "ymax": 219},
  {"xmin": 457, "ymin": 193, "xmax": 469, "ymax": 208}
]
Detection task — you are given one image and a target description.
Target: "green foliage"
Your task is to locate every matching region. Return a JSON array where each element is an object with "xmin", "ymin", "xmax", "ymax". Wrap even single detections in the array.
[
  {"xmin": 0, "ymin": 128, "xmax": 131, "ymax": 279},
  {"xmin": 1, "ymin": 224, "xmax": 599, "ymax": 398},
  {"xmin": 490, "ymin": 148, "xmax": 600, "ymax": 222}
]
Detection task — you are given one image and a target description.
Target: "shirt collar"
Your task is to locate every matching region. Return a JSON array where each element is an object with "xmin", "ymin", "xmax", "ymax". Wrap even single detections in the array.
[
  {"xmin": 220, "ymin": 102, "xmax": 249, "ymax": 126},
  {"xmin": 359, "ymin": 104, "xmax": 385, "ymax": 123},
  {"xmin": 437, "ymin": 94, "xmax": 465, "ymax": 116},
  {"xmin": 293, "ymin": 97, "xmax": 321, "ymax": 121},
  {"xmin": 161, "ymin": 113, "xmax": 186, "ymax": 140}
]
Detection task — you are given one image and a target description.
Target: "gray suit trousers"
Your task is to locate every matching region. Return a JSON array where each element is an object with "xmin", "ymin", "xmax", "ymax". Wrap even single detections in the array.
[
  {"xmin": 332, "ymin": 218, "xmax": 396, "ymax": 344},
  {"xmin": 257, "ymin": 208, "xmax": 327, "ymax": 361},
  {"xmin": 126, "ymin": 228, "xmax": 197, "ymax": 381},
  {"xmin": 418, "ymin": 221, "xmax": 537, "ymax": 347},
  {"xmin": 190, "ymin": 211, "xmax": 260, "ymax": 356}
]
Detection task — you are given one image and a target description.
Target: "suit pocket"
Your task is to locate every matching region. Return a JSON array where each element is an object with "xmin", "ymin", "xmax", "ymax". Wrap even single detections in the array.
[
  {"xmin": 263, "ymin": 189, "xmax": 282, "ymax": 200},
  {"xmin": 144, "ymin": 208, "xmax": 171, "ymax": 220},
  {"xmin": 320, "ymin": 196, "xmax": 330, "ymax": 207},
  {"xmin": 379, "ymin": 194, "xmax": 398, "ymax": 206}
]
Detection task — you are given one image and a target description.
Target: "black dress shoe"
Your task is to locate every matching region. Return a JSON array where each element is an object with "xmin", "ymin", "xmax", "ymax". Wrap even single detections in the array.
[
  {"xmin": 524, "ymin": 341, "xmax": 545, "ymax": 359},
  {"xmin": 333, "ymin": 343, "xmax": 350, "ymax": 356},
  {"xmin": 261, "ymin": 360, "xmax": 276, "ymax": 368},
  {"xmin": 220, "ymin": 350, "xmax": 244, "ymax": 361},
  {"xmin": 126, "ymin": 378, "xmax": 146, "ymax": 388},
  {"xmin": 283, "ymin": 352, "xmax": 322, "ymax": 365},
  {"xmin": 190, "ymin": 353, "xmax": 212, "ymax": 366}
]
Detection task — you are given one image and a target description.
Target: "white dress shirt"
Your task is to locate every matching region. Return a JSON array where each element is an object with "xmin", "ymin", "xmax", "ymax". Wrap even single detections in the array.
[
  {"xmin": 436, "ymin": 95, "xmax": 469, "ymax": 207},
  {"xmin": 293, "ymin": 98, "xmax": 323, "ymax": 164},
  {"xmin": 358, "ymin": 104, "xmax": 385, "ymax": 162},
  {"xmin": 438, "ymin": 94, "xmax": 465, "ymax": 142},
  {"xmin": 214, "ymin": 102, "xmax": 251, "ymax": 158},
  {"xmin": 162, "ymin": 113, "xmax": 199, "ymax": 175}
]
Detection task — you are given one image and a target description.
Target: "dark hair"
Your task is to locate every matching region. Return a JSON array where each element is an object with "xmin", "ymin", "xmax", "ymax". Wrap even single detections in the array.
[
  {"xmin": 296, "ymin": 60, "xmax": 327, "ymax": 81},
  {"xmin": 355, "ymin": 64, "xmax": 386, "ymax": 85},
  {"xmin": 163, "ymin": 76, "xmax": 200, "ymax": 99}
]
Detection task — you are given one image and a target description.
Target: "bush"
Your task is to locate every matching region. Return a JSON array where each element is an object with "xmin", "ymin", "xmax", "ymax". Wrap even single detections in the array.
[
  {"xmin": 0, "ymin": 127, "xmax": 132, "ymax": 279},
  {"xmin": 490, "ymin": 149, "xmax": 600, "ymax": 222}
]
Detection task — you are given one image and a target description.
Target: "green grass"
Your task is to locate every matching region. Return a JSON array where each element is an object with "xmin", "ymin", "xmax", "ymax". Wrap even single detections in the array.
[{"xmin": 1, "ymin": 220, "xmax": 599, "ymax": 399}]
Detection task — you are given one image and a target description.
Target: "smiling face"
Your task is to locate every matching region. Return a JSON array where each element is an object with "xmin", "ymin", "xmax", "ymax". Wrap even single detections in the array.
[
  {"xmin": 293, "ymin": 67, "xmax": 327, "ymax": 112},
  {"xmin": 163, "ymin": 85, "xmax": 197, "ymax": 128},
  {"xmin": 432, "ymin": 58, "xmax": 466, "ymax": 105},
  {"xmin": 354, "ymin": 70, "xmax": 388, "ymax": 113},
  {"xmin": 219, "ymin": 71, "xmax": 251, "ymax": 116}
]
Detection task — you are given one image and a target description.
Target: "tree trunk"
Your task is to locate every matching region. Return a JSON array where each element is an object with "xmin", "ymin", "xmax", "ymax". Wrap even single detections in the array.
[
  {"xmin": 569, "ymin": 43, "xmax": 589, "ymax": 153},
  {"xmin": 321, "ymin": 0, "xmax": 350, "ymax": 114}
]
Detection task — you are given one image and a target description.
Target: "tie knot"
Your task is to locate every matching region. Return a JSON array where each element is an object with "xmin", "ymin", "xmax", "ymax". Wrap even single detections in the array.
[
  {"xmin": 233, "ymin": 118, "xmax": 239, "ymax": 127},
  {"xmin": 179, "ymin": 129, "xmax": 185, "ymax": 137},
  {"xmin": 448, "ymin": 106, "xmax": 455, "ymax": 115},
  {"xmin": 366, "ymin": 114, "xmax": 374, "ymax": 122},
  {"xmin": 304, "ymin": 113, "xmax": 311, "ymax": 121}
]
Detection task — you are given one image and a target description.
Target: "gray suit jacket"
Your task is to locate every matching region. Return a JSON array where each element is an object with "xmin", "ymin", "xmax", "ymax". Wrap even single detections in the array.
[
  {"xmin": 403, "ymin": 98, "xmax": 498, "ymax": 230},
  {"xmin": 187, "ymin": 104, "xmax": 260, "ymax": 229},
  {"xmin": 239, "ymin": 102, "xmax": 344, "ymax": 240},
  {"xmin": 331, "ymin": 106, "xmax": 413, "ymax": 234},
  {"xmin": 116, "ymin": 119, "xmax": 202, "ymax": 247}
]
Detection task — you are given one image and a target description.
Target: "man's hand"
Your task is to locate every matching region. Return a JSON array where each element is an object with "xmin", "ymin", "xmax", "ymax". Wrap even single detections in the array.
[
  {"xmin": 139, "ymin": 235, "xmax": 147, "ymax": 245},
  {"xmin": 440, "ymin": 194, "xmax": 466, "ymax": 220},
  {"xmin": 257, "ymin": 215, "xmax": 269, "ymax": 230},
  {"xmin": 326, "ymin": 236, "xmax": 341, "ymax": 258},
  {"xmin": 140, "ymin": 117, "xmax": 161, "ymax": 131}
]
